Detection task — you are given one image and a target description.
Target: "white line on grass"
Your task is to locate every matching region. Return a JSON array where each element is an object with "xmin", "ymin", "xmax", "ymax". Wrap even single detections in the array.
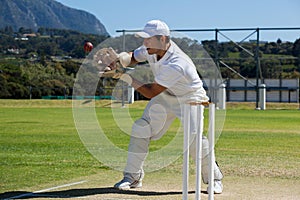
[{"xmin": 7, "ymin": 180, "xmax": 87, "ymax": 199}]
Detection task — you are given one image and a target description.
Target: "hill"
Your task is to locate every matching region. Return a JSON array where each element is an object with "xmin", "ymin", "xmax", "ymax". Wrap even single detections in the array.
[{"xmin": 0, "ymin": 0, "xmax": 109, "ymax": 36}]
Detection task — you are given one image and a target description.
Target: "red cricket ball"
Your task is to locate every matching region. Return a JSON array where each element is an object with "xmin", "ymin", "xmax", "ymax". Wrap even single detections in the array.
[{"xmin": 84, "ymin": 42, "xmax": 93, "ymax": 52}]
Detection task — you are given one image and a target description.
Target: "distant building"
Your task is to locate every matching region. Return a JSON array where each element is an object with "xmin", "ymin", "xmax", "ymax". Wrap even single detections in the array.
[
  {"xmin": 14, "ymin": 37, "xmax": 28, "ymax": 41},
  {"xmin": 14, "ymin": 33, "xmax": 37, "ymax": 41},
  {"xmin": 22, "ymin": 33, "xmax": 37, "ymax": 37},
  {"xmin": 7, "ymin": 48, "xmax": 19, "ymax": 54}
]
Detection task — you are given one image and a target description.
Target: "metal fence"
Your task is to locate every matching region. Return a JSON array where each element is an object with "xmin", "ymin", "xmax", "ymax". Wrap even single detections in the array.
[{"xmin": 116, "ymin": 27, "xmax": 300, "ymax": 108}]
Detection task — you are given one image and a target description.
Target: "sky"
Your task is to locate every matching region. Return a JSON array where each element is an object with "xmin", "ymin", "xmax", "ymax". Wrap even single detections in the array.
[{"xmin": 55, "ymin": 0, "xmax": 300, "ymax": 42}]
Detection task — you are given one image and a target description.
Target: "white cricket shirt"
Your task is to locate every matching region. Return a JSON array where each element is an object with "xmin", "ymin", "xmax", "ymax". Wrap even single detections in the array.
[{"xmin": 133, "ymin": 41, "xmax": 209, "ymax": 102}]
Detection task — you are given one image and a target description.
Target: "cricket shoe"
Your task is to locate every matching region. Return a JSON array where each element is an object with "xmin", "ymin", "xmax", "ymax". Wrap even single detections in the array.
[
  {"xmin": 114, "ymin": 177, "xmax": 142, "ymax": 190},
  {"xmin": 207, "ymin": 180, "xmax": 223, "ymax": 194}
]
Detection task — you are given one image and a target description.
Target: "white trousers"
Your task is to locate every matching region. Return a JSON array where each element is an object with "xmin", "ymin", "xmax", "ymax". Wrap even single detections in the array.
[{"xmin": 124, "ymin": 92, "xmax": 223, "ymax": 183}]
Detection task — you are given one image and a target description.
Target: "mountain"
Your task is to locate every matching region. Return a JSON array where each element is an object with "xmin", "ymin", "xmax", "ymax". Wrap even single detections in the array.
[{"xmin": 0, "ymin": 0, "xmax": 109, "ymax": 36}]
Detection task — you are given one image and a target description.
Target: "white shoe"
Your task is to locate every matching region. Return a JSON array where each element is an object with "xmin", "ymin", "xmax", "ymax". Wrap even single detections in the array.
[
  {"xmin": 207, "ymin": 180, "xmax": 223, "ymax": 194},
  {"xmin": 214, "ymin": 180, "xmax": 223, "ymax": 194},
  {"xmin": 114, "ymin": 177, "xmax": 142, "ymax": 190}
]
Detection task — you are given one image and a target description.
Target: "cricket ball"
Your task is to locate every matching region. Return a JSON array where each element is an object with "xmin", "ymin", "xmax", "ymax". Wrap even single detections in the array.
[{"xmin": 84, "ymin": 42, "xmax": 93, "ymax": 52}]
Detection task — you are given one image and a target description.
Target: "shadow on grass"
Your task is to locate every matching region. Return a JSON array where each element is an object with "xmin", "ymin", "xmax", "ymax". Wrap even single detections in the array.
[{"xmin": 0, "ymin": 188, "xmax": 207, "ymax": 199}]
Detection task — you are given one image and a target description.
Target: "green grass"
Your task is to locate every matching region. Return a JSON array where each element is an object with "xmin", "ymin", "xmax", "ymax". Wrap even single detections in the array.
[
  {"xmin": 0, "ymin": 100, "xmax": 299, "ymax": 193},
  {"xmin": 0, "ymin": 107, "xmax": 104, "ymax": 192},
  {"xmin": 217, "ymin": 109, "xmax": 300, "ymax": 179}
]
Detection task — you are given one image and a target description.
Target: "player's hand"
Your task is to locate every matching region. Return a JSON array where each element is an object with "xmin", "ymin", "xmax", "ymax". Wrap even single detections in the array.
[
  {"xmin": 94, "ymin": 47, "xmax": 119, "ymax": 68},
  {"xmin": 98, "ymin": 61, "xmax": 129, "ymax": 78},
  {"xmin": 95, "ymin": 47, "xmax": 131, "ymax": 78}
]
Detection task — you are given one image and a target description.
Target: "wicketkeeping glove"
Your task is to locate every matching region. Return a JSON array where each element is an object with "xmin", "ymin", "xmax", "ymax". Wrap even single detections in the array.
[{"xmin": 94, "ymin": 47, "xmax": 131, "ymax": 79}]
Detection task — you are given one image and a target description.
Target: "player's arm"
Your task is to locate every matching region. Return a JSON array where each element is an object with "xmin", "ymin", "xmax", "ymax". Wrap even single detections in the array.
[
  {"xmin": 133, "ymin": 81, "xmax": 167, "ymax": 99},
  {"xmin": 96, "ymin": 47, "xmax": 167, "ymax": 98},
  {"xmin": 121, "ymin": 74, "xmax": 167, "ymax": 99},
  {"xmin": 121, "ymin": 50, "xmax": 168, "ymax": 98}
]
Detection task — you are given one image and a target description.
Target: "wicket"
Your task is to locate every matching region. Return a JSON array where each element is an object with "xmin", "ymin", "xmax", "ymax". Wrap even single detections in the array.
[{"xmin": 183, "ymin": 102, "xmax": 215, "ymax": 200}]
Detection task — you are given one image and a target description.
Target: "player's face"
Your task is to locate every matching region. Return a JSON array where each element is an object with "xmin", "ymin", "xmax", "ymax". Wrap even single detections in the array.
[{"xmin": 143, "ymin": 36, "xmax": 164, "ymax": 55}]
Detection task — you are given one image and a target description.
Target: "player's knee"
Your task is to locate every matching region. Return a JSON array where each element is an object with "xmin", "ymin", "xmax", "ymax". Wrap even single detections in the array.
[{"xmin": 132, "ymin": 118, "xmax": 151, "ymax": 138}]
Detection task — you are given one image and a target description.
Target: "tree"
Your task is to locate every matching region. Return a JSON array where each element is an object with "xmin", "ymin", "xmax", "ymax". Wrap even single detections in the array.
[
  {"xmin": 292, "ymin": 38, "xmax": 300, "ymax": 57},
  {"xmin": 0, "ymin": 74, "xmax": 11, "ymax": 98},
  {"xmin": 292, "ymin": 38, "xmax": 300, "ymax": 68},
  {"xmin": 3, "ymin": 26, "xmax": 14, "ymax": 34},
  {"xmin": 276, "ymin": 38, "xmax": 282, "ymax": 44}
]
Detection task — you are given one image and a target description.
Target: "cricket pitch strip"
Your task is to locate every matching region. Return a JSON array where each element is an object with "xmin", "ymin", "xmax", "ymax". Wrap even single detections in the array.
[{"xmin": 2, "ymin": 169, "xmax": 299, "ymax": 200}]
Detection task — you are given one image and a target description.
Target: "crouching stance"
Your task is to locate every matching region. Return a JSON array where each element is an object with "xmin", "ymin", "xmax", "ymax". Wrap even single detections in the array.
[{"xmin": 111, "ymin": 20, "xmax": 223, "ymax": 193}]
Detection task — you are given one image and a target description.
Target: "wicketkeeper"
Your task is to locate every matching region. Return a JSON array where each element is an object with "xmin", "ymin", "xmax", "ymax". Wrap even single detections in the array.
[{"xmin": 98, "ymin": 19, "xmax": 223, "ymax": 193}]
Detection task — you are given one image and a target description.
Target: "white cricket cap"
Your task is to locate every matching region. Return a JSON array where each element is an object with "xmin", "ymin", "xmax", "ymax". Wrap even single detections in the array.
[{"xmin": 135, "ymin": 20, "xmax": 170, "ymax": 38}]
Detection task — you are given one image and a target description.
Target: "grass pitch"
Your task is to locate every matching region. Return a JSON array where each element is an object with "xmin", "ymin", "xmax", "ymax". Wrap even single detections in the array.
[{"xmin": 0, "ymin": 100, "xmax": 299, "ymax": 199}]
